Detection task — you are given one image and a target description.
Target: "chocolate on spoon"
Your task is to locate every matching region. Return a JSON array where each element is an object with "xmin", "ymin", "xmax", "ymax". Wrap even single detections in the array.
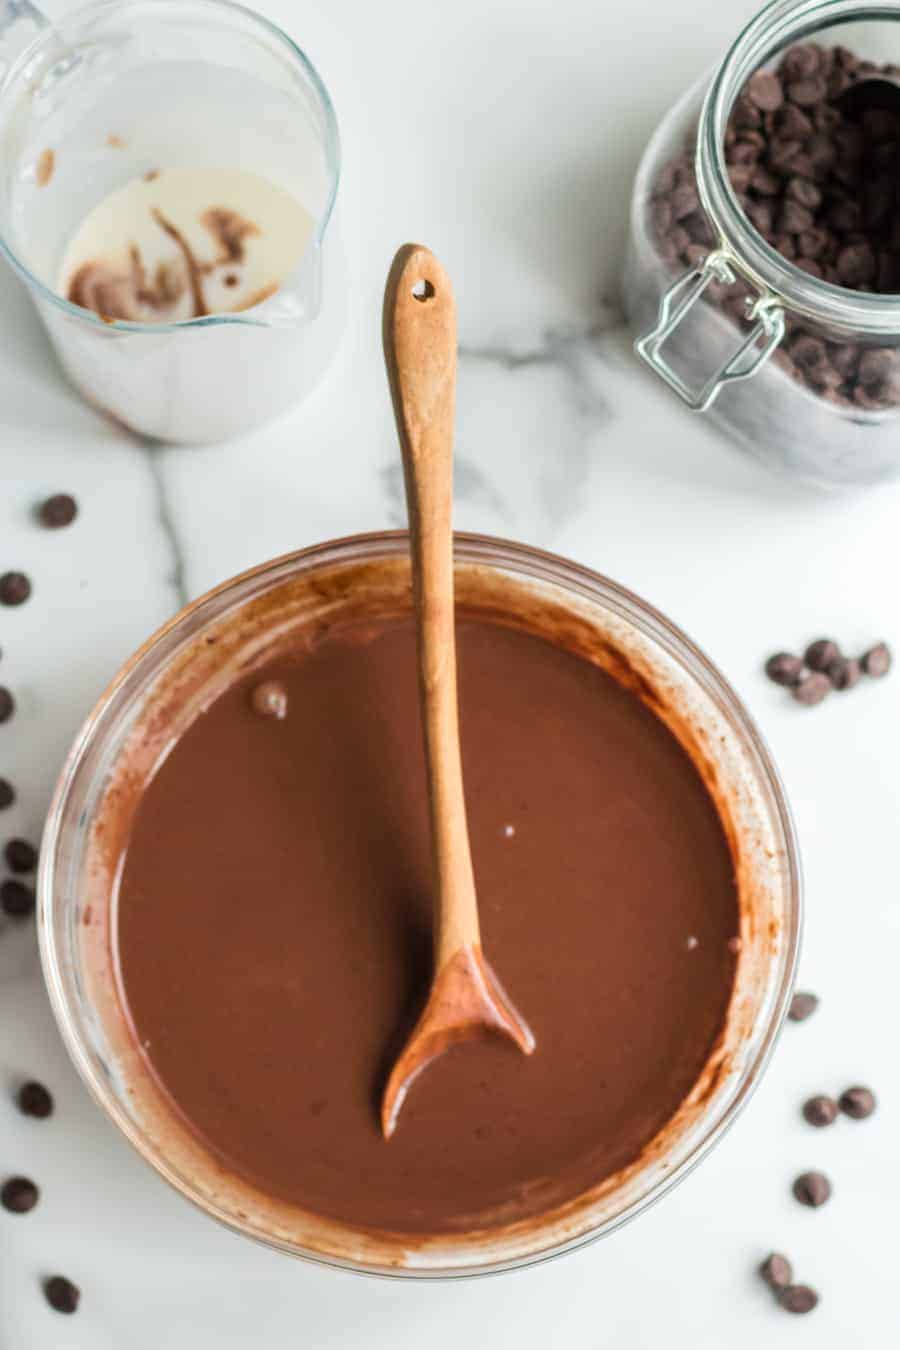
[{"xmin": 379, "ymin": 244, "xmax": 535, "ymax": 1139}]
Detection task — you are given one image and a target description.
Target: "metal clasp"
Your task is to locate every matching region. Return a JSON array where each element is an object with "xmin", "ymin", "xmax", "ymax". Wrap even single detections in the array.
[{"xmin": 635, "ymin": 249, "xmax": 785, "ymax": 412}]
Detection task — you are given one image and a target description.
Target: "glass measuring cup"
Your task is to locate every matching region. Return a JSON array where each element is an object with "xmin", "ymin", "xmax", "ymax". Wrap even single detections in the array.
[{"xmin": 0, "ymin": 0, "xmax": 342, "ymax": 442}]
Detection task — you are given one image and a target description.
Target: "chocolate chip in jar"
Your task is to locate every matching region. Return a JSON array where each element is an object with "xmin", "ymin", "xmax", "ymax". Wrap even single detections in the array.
[{"xmin": 646, "ymin": 41, "xmax": 900, "ymax": 412}]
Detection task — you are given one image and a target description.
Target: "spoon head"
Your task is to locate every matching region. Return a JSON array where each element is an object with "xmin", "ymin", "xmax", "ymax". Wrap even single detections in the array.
[{"xmin": 380, "ymin": 944, "xmax": 535, "ymax": 1139}]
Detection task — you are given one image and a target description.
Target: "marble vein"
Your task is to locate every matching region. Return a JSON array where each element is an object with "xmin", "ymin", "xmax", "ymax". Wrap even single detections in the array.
[{"xmin": 144, "ymin": 447, "xmax": 189, "ymax": 610}]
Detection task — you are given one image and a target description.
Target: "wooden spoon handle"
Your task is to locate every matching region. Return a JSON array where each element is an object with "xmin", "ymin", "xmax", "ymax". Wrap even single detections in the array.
[{"xmin": 382, "ymin": 243, "xmax": 480, "ymax": 966}]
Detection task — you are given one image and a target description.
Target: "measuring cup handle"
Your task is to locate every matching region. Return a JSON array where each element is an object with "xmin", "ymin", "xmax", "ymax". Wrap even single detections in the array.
[{"xmin": 0, "ymin": 0, "xmax": 49, "ymax": 80}]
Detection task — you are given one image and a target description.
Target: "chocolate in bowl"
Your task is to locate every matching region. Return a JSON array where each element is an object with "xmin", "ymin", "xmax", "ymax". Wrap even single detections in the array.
[{"xmin": 38, "ymin": 532, "xmax": 800, "ymax": 1277}]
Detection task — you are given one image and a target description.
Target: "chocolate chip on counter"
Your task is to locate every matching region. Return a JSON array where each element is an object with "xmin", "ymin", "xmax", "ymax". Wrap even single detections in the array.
[
  {"xmin": 0, "ymin": 778, "xmax": 13, "ymax": 808},
  {"xmin": 839, "ymin": 1085, "xmax": 876, "ymax": 1119},
  {"xmin": 44, "ymin": 1275, "xmax": 80, "ymax": 1314},
  {"xmin": 780, "ymin": 1285, "xmax": 820, "ymax": 1314},
  {"xmin": 1, "ymin": 1176, "xmax": 38, "ymax": 1213},
  {"xmin": 791, "ymin": 672, "xmax": 831, "ymax": 706},
  {"xmin": 861, "ymin": 642, "xmax": 892, "ymax": 677},
  {"xmin": 250, "ymin": 680, "xmax": 288, "ymax": 721},
  {"xmin": 760, "ymin": 1252, "xmax": 793, "ymax": 1290},
  {"xmin": 38, "ymin": 493, "xmax": 78, "ymax": 529},
  {"xmin": 4, "ymin": 838, "xmax": 36, "ymax": 873},
  {"xmin": 1, "ymin": 879, "xmax": 35, "ymax": 917},
  {"xmin": 0, "ymin": 572, "xmax": 30, "ymax": 606},
  {"xmin": 803, "ymin": 1094, "xmax": 838, "ymax": 1127},
  {"xmin": 826, "ymin": 656, "xmax": 861, "ymax": 690},
  {"xmin": 0, "ymin": 687, "xmax": 13, "ymax": 724},
  {"xmin": 805, "ymin": 638, "xmax": 841, "ymax": 671},
  {"xmin": 17, "ymin": 1080, "xmax": 53, "ymax": 1119},
  {"xmin": 765, "ymin": 652, "xmax": 805, "ymax": 686},
  {"xmin": 789, "ymin": 991, "xmax": 819, "ymax": 1022},
  {"xmin": 793, "ymin": 1170, "xmax": 832, "ymax": 1207}
]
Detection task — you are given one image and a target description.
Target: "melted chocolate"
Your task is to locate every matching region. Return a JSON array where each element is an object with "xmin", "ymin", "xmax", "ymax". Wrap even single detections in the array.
[{"xmin": 115, "ymin": 616, "xmax": 738, "ymax": 1235}]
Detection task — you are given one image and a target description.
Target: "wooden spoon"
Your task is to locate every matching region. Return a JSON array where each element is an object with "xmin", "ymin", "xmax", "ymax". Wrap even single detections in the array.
[{"xmin": 380, "ymin": 243, "xmax": 536, "ymax": 1140}]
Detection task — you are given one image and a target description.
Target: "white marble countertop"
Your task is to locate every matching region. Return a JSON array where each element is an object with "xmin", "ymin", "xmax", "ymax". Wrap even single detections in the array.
[{"xmin": 2, "ymin": 0, "xmax": 899, "ymax": 1343}]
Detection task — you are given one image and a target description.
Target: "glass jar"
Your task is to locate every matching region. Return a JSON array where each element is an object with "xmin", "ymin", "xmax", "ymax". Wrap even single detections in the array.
[
  {"xmin": 624, "ymin": 0, "xmax": 900, "ymax": 486},
  {"xmin": 39, "ymin": 532, "xmax": 800, "ymax": 1277}
]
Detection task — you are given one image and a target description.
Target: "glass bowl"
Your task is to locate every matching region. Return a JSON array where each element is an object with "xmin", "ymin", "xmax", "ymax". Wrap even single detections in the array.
[{"xmin": 38, "ymin": 531, "xmax": 801, "ymax": 1278}]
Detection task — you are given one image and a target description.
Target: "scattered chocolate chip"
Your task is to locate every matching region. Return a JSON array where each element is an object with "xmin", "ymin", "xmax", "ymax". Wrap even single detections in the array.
[
  {"xmin": 44, "ymin": 1275, "xmax": 80, "ymax": 1314},
  {"xmin": 0, "ymin": 687, "xmax": 13, "ymax": 723},
  {"xmin": 38, "ymin": 493, "xmax": 78, "ymax": 529},
  {"xmin": 0, "ymin": 778, "xmax": 13, "ymax": 808},
  {"xmin": 17, "ymin": 1080, "xmax": 53, "ymax": 1119},
  {"xmin": 839, "ymin": 1085, "xmax": 876, "ymax": 1119},
  {"xmin": 780, "ymin": 1284, "xmax": 820, "ymax": 1314},
  {"xmin": 4, "ymin": 838, "xmax": 36, "ymax": 873},
  {"xmin": 792, "ymin": 672, "xmax": 831, "ymax": 706},
  {"xmin": 765, "ymin": 652, "xmax": 805, "ymax": 686},
  {"xmin": 0, "ymin": 572, "xmax": 31, "ymax": 606},
  {"xmin": 789, "ymin": 990, "xmax": 819, "ymax": 1021},
  {"xmin": 760, "ymin": 1252, "xmax": 793, "ymax": 1289},
  {"xmin": 803, "ymin": 1094, "xmax": 838, "ymax": 1127},
  {"xmin": 805, "ymin": 638, "xmax": 841, "ymax": 671},
  {"xmin": 793, "ymin": 1170, "xmax": 832, "ymax": 1207},
  {"xmin": 826, "ymin": 656, "xmax": 861, "ymax": 690},
  {"xmin": 861, "ymin": 642, "xmax": 891, "ymax": 677},
  {"xmin": 1, "ymin": 1175, "xmax": 38, "ymax": 1213},
  {"xmin": 250, "ymin": 680, "xmax": 288, "ymax": 721},
  {"xmin": 1, "ymin": 879, "xmax": 35, "ymax": 917}
]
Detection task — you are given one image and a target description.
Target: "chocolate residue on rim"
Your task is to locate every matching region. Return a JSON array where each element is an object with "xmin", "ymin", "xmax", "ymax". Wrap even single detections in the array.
[{"xmin": 36, "ymin": 149, "xmax": 54, "ymax": 188}]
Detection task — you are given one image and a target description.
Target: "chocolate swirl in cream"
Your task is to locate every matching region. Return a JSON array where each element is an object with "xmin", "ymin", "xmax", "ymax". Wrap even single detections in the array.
[{"xmin": 67, "ymin": 204, "xmax": 269, "ymax": 323}]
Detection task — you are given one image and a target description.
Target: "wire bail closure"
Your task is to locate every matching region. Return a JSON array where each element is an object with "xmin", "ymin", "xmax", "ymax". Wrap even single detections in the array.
[{"xmin": 636, "ymin": 249, "xmax": 785, "ymax": 412}]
